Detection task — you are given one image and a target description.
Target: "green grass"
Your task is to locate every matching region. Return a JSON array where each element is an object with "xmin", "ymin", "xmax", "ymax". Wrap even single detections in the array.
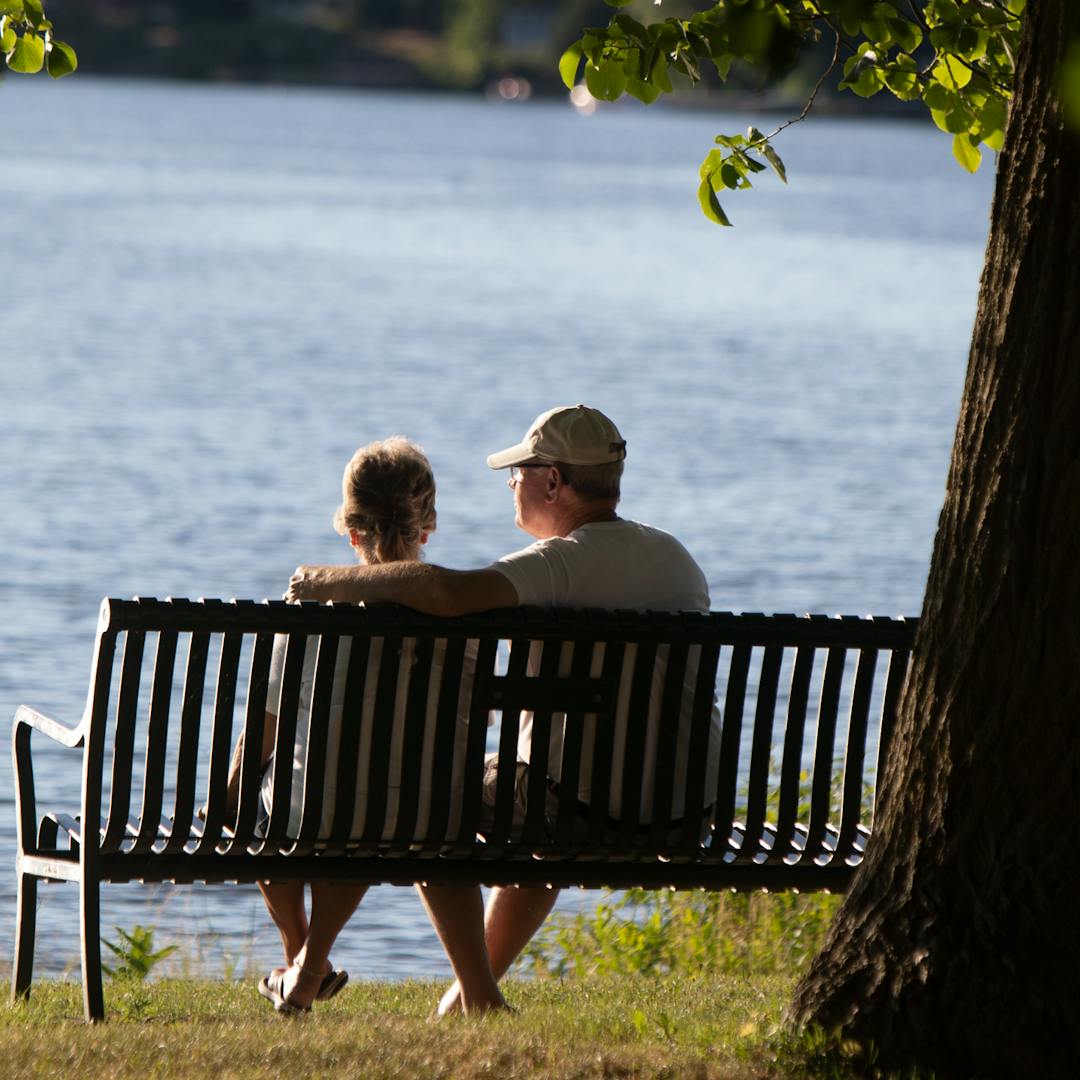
[{"xmin": 0, "ymin": 974, "xmax": 841, "ymax": 1079}]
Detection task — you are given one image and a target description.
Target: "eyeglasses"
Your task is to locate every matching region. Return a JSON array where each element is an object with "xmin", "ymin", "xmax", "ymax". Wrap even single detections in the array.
[{"xmin": 508, "ymin": 463, "xmax": 549, "ymax": 487}]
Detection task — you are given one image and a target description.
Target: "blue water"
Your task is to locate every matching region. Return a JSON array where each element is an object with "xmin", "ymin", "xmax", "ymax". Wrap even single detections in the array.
[{"xmin": 0, "ymin": 75, "xmax": 993, "ymax": 981}]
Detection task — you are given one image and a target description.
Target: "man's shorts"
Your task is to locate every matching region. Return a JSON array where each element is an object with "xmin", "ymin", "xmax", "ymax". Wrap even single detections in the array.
[{"xmin": 477, "ymin": 752, "xmax": 711, "ymax": 846}]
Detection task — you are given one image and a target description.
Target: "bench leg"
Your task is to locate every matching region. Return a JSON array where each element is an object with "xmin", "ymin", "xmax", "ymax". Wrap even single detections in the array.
[
  {"xmin": 80, "ymin": 873, "xmax": 105, "ymax": 1023},
  {"xmin": 11, "ymin": 871, "xmax": 37, "ymax": 1003}
]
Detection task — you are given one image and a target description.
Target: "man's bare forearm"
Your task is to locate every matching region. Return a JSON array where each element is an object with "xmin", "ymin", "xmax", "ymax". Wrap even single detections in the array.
[{"xmin": 285, "ymin": 561, "xmax": 517, "ymax": 616}]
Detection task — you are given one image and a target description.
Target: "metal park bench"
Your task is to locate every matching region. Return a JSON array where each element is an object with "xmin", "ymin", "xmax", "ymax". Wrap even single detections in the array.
[{"xmin": 11, "ymin": 597, "xmax": 915, "ymax": 1021}]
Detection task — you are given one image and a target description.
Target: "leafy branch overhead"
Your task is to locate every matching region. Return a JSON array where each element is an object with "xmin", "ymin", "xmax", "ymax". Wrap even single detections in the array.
[
  {"xmin": 560, "ymin": 1, "xmax": 1024, "ymax": 224},
  {"xmin": 1, "ymin": 0, "xmax": 77, "ymax": 78}
]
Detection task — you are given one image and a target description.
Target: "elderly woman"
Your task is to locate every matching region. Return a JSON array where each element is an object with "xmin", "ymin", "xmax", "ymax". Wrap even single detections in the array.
[{"xmin": 238, "ymin": 437, "xmax": 445, "ymax": 1013}]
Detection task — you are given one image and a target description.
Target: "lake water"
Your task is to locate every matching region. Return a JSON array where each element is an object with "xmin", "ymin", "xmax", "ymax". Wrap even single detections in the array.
[{"xmin": 0, "ymin": 75, "xmax": 993, "ymax": 982}]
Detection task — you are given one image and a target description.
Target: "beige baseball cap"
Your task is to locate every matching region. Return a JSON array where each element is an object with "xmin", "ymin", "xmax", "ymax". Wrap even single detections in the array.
[{"xmin": 486, "ymin": 405, "xmax": 627, "ymax": 469}]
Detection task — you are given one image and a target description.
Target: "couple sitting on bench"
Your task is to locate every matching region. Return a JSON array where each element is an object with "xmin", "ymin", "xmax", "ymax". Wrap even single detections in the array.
[{"xmin": 245, "ymin": 404, "xmax": 722, "ymax": 1015}]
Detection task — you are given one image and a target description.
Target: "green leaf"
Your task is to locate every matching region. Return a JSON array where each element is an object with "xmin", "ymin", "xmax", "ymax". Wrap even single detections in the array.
[
  {"xmin": 697, "ymin": 176, "xmax": 732, "ymax": 226},
  {"xmin": 0, "ymin": 4, "xmax": 26, "ymax": 19},
  {"xmin": 952, "ymin": 132, "xmax": 982, "ymax": 172},
  {"xmin": 720, "ymin": 161, "xmax": 740, "ymax": 189},
  {"xmin": 977, "ymin": 95, "xmax": 1007, "ymax": 140},
  {"xmin": 651, "ymin": 47, "xmax": 672, "ymax": 93},
  {"xmin": 46, "ymin": 38, "xmax": 76, "ymax": 77},
  {"xmin": 8, "ymin": 31, "xmax": 44, "ymax": 72},
  {"xmin": 584, "ymin": 58, "xmax": 626, "ymax": 101},
  {"xmin": 1, "ymin": 23, "xmax": 16, "ymax": 52},
  {"xmin": 885, "ymin": 65, "xmax": 919, "ymax": 100},
  {"xmin": 613, "ymin": 14, "xmax": 649, "ymax": 47},
  {"xmin": 558, "ymin": 41, "xmax": 584, "ymax": 89},
  {"xmin": 625, "ymin": 75, "xmax": 660, "ymax": 104},
  {"xmin": 21, "ymin": 0, "xmax": 42, "ymax": 27},
  {"xmin": 761, "ymin": 142, "xmax": 787, "ymax": 183},
  {"xmin": 922, "ymin": 81, "xmax": 953, "ymax": 111},
  {"xmin": 934, "ymin": 56, "xmax": 972, "ymax": 91},
  {"xmin": 603, "ymin": 0, "xmax": 634, "ymax": 7},
  {"xmin": 889, "ymin": 17, "xmax": 922, "ymax": 53},
  {"xmin": 841, "ymin": 56, "xmax": 886, "ymax": 98}
]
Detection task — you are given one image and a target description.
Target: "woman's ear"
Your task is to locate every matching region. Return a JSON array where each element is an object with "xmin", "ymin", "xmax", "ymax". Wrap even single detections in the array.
[
  {"xmin": 349, "ymin": 529, "xmax": 363, "ymax": 548},
  {"xmin": 420, "ymin": 531, "xmax": 430, "ymax": 545}
]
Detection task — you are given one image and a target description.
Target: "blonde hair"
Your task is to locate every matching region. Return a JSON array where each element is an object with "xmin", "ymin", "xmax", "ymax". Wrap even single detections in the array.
[{"xmin": 332, "ymin": 437, "xmax": 437, "ymax": 565}]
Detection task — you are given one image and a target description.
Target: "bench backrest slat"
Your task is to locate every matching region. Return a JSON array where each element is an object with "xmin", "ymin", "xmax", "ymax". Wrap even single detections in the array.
[
  {"xmin": 805, "ymin": 644, "xmax": 848, "ymax": 855},
  {"xmin": 228, "ymin": 630, "xmax": 274, "ymax": 853},
  {"xmin": 164, "ymin": 630, "xmax": 209, "ymax": 854},
  {"xmin": 454, "ymin": 636, "xmax": 499, "ymax": 851},
  {"xmin": 424, "ymin": 635, "xmax": 467, "ymax": 847},
  {"xmin": 549, "ymin": 637, "xmax": 597, "ymax": 846},
  {"xmin": 130, "ymin": 628, "xmax": 178, "ymax": 855},
  {"xmin": 836, "ymin": 646, "xmax": 879, "ymax": 854},
  {"xmin": 678, "ymin": 640, "xmax": 722, "ymax": 850},
  {"xmin": 614, "ymin": 640, "xmax": 659, "ymax": 850},
  {"xmin": 360, "ymin": 635, "xmax": 402, "ymax": 844},
  {"xmin": 264, "ymin": 631, "xmax": 307, "ymax": 844},
  {"xmin": 487, "ymin": 637, "xmax": 530, "ymax": 846},
  {"xmin": 102, "ymin": 630, "xmax": 146, "ymax": 854},
  {"xmin": 712, "ymin": 642, "xmax": 752, "ymax": 854},
  {"xmin": 876, "ymin": 644, "xmax": 911, "ymax": 813},
  {"xmin": 520, "ymin": 638, "xmax": 562, "ymax": 846},
  {"xmin": 195, "ymin": 629, "xmax": 243, "ymax": 855},
  {"xmin": 743, "ymin": 643, "xmax": 784, "ymax": 855},
  {"xmin": 583, "ymin": 639, "xmax": 626, "ymax": 846},
  {"xmin": 774, "ymin": 643, "xmax": 816, "ymax": 854},
  {"xmin": 325, "ymin": 632, "xmax": 372, "ymax": 851},
  {"xmin": 293, "ymin": 632, "xmax": 341, "ymax": 854},
  {"xmin": 647, "ymin": 640, "xmax": 692, "ymax": 848},
  {"xmin": 388, "ymin": 633, "xmax": 435, "ymax": 847}
]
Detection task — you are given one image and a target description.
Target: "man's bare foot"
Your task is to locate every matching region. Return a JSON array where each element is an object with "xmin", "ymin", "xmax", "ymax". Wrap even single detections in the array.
[{"xmin": 432, "ymin": 981, "xmax": 509, "ymax": 1019}]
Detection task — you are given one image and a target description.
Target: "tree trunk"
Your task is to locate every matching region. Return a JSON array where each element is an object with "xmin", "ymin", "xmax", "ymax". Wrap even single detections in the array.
[{"xmin": 787, "ymin": 2, "xmax": 1080, "ymax": 1076}]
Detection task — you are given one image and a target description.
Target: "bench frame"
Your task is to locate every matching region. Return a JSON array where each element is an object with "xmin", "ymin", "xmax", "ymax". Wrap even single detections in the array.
[{"xmin": 12, "ymin": 598, "xmax": 915, "ymax": 1021}]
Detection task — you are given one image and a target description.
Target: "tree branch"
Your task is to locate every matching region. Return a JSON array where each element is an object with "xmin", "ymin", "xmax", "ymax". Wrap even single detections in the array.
[{"xmin": 754, "ymin": 30, "xmax": 843, "ymax": 147}]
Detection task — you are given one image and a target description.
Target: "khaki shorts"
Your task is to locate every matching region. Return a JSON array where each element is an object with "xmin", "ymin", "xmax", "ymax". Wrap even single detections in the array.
[{"xmin": 477, "ymin": 752, "xmax": 710, "ymax": 845}]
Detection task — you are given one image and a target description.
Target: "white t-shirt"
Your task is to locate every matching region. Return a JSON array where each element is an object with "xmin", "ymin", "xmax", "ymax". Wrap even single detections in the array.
[
  {"xmin": 491, "ymin": 519, "xmax": 721, "ymax": 820},
  {"xmin": 260, "ymin": 633, "xmax": 477, "ymax": 841}
]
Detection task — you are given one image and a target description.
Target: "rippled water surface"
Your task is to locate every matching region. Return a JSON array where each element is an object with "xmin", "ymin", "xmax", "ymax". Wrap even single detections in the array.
[{"xmin": 1, "ymin": 76, "xmax": 993, "ymax": 980}]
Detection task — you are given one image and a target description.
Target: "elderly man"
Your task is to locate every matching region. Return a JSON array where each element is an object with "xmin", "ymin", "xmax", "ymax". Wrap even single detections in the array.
[{"xmin": 287, "ymin": 404, "xmax": 717, "ymax": 1015}]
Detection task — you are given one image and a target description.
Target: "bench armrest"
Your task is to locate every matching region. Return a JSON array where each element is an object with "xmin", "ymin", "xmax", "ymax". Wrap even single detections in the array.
[{"xmin": 14, "ymin": 705, "xmax": 84, "ymax": 749}]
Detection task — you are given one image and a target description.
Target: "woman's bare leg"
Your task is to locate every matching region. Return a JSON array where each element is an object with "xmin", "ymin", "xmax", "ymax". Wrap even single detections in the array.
[
  {"xmin": 258, "ymin": 881, "xmax": 309, "ymax": 967},
  {"xmin": 277, "ymin": 882, "xmax": 368, "ymax": 1010}
]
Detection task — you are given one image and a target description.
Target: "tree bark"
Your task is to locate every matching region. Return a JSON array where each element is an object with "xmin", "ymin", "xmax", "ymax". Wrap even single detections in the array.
[{"xmin": 787, "ymin": 2, "xmax": 1080, "ymax": 1076}]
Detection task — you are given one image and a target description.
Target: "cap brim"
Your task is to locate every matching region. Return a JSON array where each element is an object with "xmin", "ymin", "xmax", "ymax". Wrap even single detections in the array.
[{"xmin": 486, "ymin": 442, "xmax": 535, "ymax": 469}]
